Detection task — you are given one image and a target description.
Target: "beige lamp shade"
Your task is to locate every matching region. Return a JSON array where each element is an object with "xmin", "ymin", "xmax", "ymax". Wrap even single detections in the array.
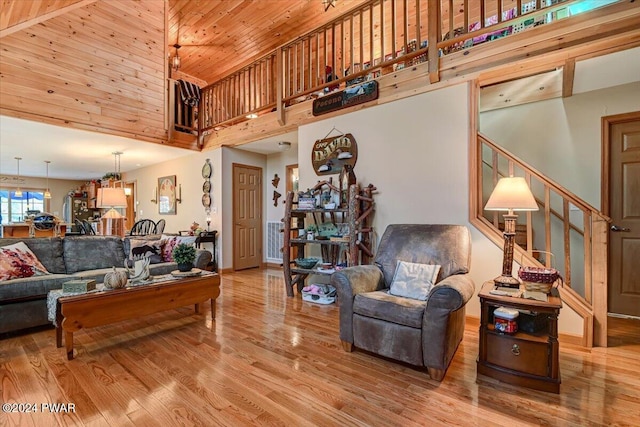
[
  {"xmin": 485, "ymin": 177, "xmax": 538, "ymax": 212},
  {"xmin": 97, "ymin": 187, "xmax": 127, "ymax": 219}
]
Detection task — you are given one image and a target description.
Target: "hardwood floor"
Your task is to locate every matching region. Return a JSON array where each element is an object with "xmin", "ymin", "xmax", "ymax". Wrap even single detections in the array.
[{"xmin": 1, "ymin": 268, "xmax": 639, "ymax": 426}]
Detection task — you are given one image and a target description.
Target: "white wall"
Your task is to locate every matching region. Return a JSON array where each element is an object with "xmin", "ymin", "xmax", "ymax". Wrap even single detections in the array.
[
  {"xmin": 480, "ymin": 81, "xmax": 640, "ymax": 209},
  {"xmin": 298, "ymin": 83, "xmax": 503, "ymax": 319},
  {"xmin": 123, "ymin": 148, "xmax": 223, "ymax": 265}
]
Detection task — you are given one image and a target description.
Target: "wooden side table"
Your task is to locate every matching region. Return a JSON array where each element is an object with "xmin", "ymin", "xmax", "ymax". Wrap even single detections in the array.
[{"xmin": 477, "ymin": 281, "xmax": 562, "ymax": 393}]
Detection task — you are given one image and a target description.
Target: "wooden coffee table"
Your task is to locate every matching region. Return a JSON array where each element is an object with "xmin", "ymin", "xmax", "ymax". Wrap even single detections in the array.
[{"xmin": 55, "ymin": 273, "xmax": 220, "ymax": 360}]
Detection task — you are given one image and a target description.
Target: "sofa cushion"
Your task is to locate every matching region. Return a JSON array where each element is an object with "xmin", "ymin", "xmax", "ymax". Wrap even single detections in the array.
[
  {"xmin": 0, "ymin": 237, "xmax": 66, "ymax": 274},
  {"xmin": 0, "ymin": 273, "xmax": 71, "ymax": 301},
  {"xmin": 353, "ymin": 290, "xmax": 426, "ymax": 328},
  {"xmin": 63, "ymin": 236, "xmax": 126, "ymax": 274},
  {"xmin": 0, "ymin": 241, "xmax": 51, "ymax": 280}
]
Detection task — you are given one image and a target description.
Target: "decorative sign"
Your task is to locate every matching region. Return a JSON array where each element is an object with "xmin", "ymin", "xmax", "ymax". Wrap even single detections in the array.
[
  {"xmin": 312, "ymin": 133, "xmax": 358, "ymax": 175},
  {"xmin": 312, "ymin": 80, "xmax": 379, "ymax": 116}
]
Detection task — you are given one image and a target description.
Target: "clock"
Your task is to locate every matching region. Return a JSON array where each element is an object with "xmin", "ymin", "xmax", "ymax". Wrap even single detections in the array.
[
  {"xmin": 201, "ymin": 160, "xmax": 212, "ymax": 179},
  {"xmin": 202, "ymin": 193, "xmax": 211, "ymax": 208},
  {"xmin": 202, "ymin": 180, "xmax": 211, "ymax": 193}
]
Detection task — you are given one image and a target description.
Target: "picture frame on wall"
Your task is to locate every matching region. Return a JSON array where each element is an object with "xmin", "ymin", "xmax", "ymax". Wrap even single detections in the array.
[{"xmin": 158, "ymin": 175, "xmax": 177, "ymax": 215}]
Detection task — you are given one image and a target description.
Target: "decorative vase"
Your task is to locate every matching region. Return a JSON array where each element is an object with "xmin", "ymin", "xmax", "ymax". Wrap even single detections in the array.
[{"xmin": 177, "ymin": 262, "xmax": 193, "ymax": 272}]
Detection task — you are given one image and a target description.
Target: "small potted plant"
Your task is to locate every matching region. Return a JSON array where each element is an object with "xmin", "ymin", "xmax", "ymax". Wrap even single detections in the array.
[
  {"xmin": 172, "ymin": 243, "xmax": 196, "ymax": 272},
  {"xmin": 306, "ymin": 224, "xmax": 318, "ymax": 240}
]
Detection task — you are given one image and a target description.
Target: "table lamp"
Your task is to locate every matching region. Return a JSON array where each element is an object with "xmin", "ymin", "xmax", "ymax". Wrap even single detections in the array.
[
  {"xmin": 484, "ymin": 176, "xmax": 539, "ymax": 287},
  {"xmin": 97, "ymin": 188, "xmax": 127, "ymax": 218}
]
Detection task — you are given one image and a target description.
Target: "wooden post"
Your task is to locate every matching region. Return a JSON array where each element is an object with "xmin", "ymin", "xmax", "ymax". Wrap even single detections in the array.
[{"xmin": 427, "ymin": 0, "xmax": 441, "ymax": 83}]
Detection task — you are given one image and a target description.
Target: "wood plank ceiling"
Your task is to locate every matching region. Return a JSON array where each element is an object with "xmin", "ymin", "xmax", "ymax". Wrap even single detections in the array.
[
  {"xmin": 0, "ymin": 0, "xmax": 370, "ymax": 148},
  {"xmin": 167, "ymin": 0, "xmax": 369, "ymax": 84}
]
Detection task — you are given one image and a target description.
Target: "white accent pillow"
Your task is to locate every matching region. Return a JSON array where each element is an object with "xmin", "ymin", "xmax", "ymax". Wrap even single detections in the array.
[{"xmin": 389, "ymin": 260, "xmax": 441, "ymax": 301}]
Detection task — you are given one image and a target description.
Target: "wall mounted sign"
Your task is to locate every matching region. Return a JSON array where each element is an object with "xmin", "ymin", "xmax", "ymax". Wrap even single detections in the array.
[
  {"xmin": 312, "ymin": 80, "xmax": 378, "ymax": 116},
  {"xmin": 312, "ymin": 132, "xmax": 358, "ymax": 176}
]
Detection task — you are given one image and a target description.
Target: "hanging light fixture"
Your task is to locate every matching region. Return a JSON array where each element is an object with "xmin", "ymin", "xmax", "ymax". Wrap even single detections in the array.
[
  {"xmin": 44, "ymin": 160, "xmax": 52, "ymax": 199},
  {"xmin": 171, "ymin": 44, "xmax": 182, "ymax": 71},
  {"xmin": 14, "ymin": 157, "xmax": 23, "ymax": 197},
  {"xmin": 98, "ymin": 152, "xmax": 127, "ymax": 219}
]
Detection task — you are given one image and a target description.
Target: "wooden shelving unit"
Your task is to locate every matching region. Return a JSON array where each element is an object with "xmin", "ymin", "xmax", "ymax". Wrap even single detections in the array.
[{"xmin": 282, "ymin": 184, "xmax": 376, "ymax": 297}]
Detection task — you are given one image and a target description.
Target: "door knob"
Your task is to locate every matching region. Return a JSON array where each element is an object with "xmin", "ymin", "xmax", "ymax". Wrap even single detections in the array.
[{"xmin": 611, "ymin": 225, "xmax": 631, "ymax": 232}]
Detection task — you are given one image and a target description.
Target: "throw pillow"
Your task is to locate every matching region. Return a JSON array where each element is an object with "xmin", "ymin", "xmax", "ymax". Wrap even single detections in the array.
[
  {"xmin": 161, "ymin": 235, "xmax": 197, "ymax": 262},
  {"xmin": 129, "ymin": 239, "xmax": 165, "ymax": 264},
  {"xmin": 388, "ymin": 260, "xmax": 441, "ymax": 301},
  {"xmin": 0, "ymin": 242, "xmax": 50, "ymax": 281}
]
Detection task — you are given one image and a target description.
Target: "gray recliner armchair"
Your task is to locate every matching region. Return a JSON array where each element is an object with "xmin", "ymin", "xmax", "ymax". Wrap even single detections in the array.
[{"xmin": 331, "ymin": 224, "xmax": 475, "ymax": 381}]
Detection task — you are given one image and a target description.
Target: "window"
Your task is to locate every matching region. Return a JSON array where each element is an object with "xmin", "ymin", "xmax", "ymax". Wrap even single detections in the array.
[{"xmin": 0, "ymin": 190, "xmax": 46, "ymax": 224}]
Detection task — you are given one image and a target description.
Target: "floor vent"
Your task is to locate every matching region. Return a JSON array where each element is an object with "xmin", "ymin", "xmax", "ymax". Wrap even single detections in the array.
[{"xmin": 266, "ymin": 221, "xmax": 284, "ymax": 262}]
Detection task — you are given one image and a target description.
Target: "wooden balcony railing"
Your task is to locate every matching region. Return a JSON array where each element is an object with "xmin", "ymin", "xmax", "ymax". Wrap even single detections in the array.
[
  {"xmin": 193, "ymin": 0, "xmax": 603, "ymax": 131},
  {"xmin": 472, "ymin": 133, "xmax": 610, "ymax": 347}
]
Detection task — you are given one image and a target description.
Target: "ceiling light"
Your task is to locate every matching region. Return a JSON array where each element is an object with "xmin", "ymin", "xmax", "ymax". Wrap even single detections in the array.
[
  {"xmin": 278, "ymin": 141, "xmax": 292, "ymax": 151},
  {"xmin": 171, "ymin": 44, "xmax": 181, "ymax": 71},
  {"xmin": 246, "ymin": 113, "xmax": 258, "ymax": 119},
  {"xmin": 44, "ymin": 160, "xmax": 51, "ymax": 199},
  {"xmin": 14, "ymin": 157, "xmax": 23, "ymax": 197}
]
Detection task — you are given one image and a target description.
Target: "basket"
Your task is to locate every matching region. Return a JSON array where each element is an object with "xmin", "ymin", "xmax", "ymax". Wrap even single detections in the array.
[{"xmin": 518, "ymin": 251, "xmax": 562, "ymax": 294}]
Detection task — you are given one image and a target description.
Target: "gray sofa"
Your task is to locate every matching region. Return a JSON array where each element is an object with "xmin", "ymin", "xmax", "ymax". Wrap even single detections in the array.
[{"xmin": 0, "ymin": 235, "xmax": 212, "ymax": 335}]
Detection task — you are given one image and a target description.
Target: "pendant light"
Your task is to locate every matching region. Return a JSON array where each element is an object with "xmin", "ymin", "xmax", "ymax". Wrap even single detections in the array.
[
  {"xmin": 44, "ymin": 160, "xmax": 52, "ymax": 199},
  {"xmin": 14, "ymin": 157, "xmax": 23, "ymax": 197}
]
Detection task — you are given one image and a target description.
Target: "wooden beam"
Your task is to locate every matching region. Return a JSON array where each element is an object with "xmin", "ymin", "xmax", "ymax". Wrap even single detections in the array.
[
  {"xmin": 0, "ymin": 0, "xmax": 98, "ymax": 39},
  {"xmin": 562, "ymin": 58, "xmax": 575, "ymax": 98}
]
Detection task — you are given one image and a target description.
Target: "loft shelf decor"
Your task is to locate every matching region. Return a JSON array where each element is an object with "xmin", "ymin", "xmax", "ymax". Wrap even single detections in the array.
[{"xmin": 282, "ymin": 183, "xmax": 376, "ymax": 297}]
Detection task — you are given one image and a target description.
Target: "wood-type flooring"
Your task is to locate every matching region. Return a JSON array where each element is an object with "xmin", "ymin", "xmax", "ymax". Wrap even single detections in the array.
[{"xmin": 1, "ymin": 268, "xmax": 639, "ymax": 426}]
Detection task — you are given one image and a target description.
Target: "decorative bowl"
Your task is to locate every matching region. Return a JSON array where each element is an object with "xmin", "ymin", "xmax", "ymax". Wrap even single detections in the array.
[{"xmin": 295, "ymin": 258, "xmax": 319, "ymax": 269}]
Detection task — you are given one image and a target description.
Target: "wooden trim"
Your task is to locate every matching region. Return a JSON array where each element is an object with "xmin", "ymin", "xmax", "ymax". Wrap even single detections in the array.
[
  {"xmin": 265, "ymin": 262, "xmax": 283, "ymax": 270},
  {"xmin": 427, "ymin": 0, "xmax": 440, "ymax": 83},
  {"xmin": 0, "ymin": 0, "xmax": 98, "ymax": 39},
  {"xmin": 219, "ymin": 267, "xmax": 234, "ymax": 274},
  {"xmin": 558, "ymin": 332, "xmax": 584, "ymax": 347},
  {"xmin": 562, "ymin": 58, "xmax": 575, "ymax": 98},
  {"xmin": 592, "ymin": 215, "xmax": 608, "ymax": 347},
  {"xmin": 277, "ymin": 48, "xmax": 285, "ymax": 126},
  {"xmin": 601, "ymin": 111, "xmax": 640, "ymax": 217},
  {"xmin": 468, "ymin": 80, "xmax": 479, "ymax": 223}
]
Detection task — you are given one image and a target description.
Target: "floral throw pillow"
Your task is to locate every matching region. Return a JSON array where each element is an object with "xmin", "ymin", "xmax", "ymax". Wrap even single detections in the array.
[
  {"xmin": 161, "ymin": 235, "xmax": 197, "ymax": 262},
  {"xmin": 0, "ymin": 242, "xmax": 50, "ymax": 281}
]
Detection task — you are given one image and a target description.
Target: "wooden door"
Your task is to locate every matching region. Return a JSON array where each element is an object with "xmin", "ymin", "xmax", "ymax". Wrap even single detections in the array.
[
  {"xmin": 607, "ymin": 113, "xmax": 640, "ymax": 317},
  {"xmin": 233, "ymin": 164, "xmax": 262, "ymax": 270},
  {"xmin": 124, "ymin": 182, "xmax": 136, "ymax": 232}
]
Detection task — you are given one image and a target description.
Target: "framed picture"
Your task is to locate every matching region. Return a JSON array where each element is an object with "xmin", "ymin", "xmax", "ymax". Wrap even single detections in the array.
[{"xmin": 158, "ymin": 175, "xmax": 177, "ymax": 215}]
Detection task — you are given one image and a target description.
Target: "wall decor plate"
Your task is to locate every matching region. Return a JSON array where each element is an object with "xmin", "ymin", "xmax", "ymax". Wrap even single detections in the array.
[
  {"xmin": 202, "ymin": 193, "xmax": 211, "ymax": 207},
  {"xmin": 202, "ymin": 180, "xmax": 211, "ymax": 193},
  {"xmin": 201, "ymin": 160, "xmax": 212, "ymax": 179}
]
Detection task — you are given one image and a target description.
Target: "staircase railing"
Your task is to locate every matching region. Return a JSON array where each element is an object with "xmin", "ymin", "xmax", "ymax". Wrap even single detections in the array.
[
  {"xmin": 197, "ymin": 0, "xmax": 595, "ymax": 130},
  {"xmin": 472, "ymin": 133, "xmax": 610, "ymax": 347}
]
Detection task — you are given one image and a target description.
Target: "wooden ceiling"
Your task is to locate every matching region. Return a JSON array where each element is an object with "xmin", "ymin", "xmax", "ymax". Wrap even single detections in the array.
[
  {"xmin": 167, "ymin": 0, "xmax": 370, "ymax": 84},
  {"xmin": 0, "ymin": 0, "xmax": 370, "ymax": 148}
]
